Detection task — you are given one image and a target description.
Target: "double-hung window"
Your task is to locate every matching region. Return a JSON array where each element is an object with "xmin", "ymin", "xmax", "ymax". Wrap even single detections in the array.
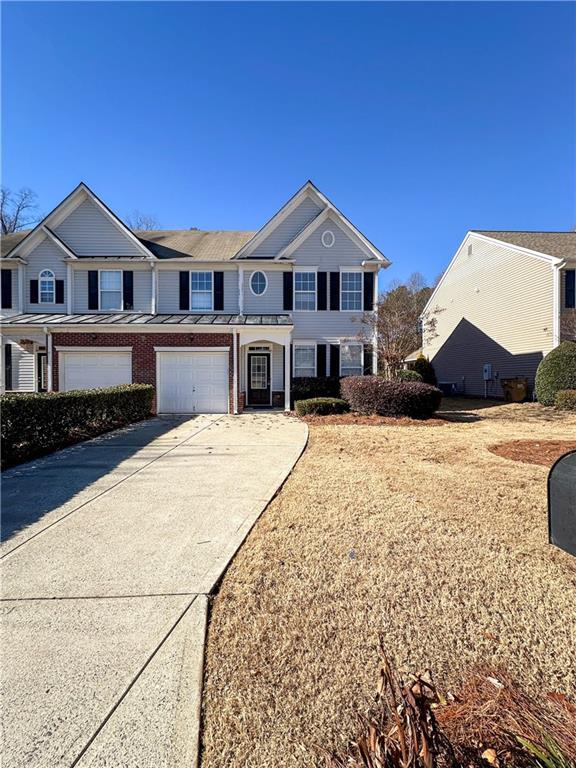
[
  {"xmin": 99, "ymin": 270, "xmax": 123, "ymax": 310},
  {"xmin": 39, "ymin": 270, "xmax": 55, "ymax": 303},
  {"xmin": 340, "ymin": 342, "xmax": 363, "ymax": 376},
  {"xmin": 293, "ymin": 344, "xmax": 316, "ymax": 377},
  {"xmin": 341, "ymin": 272, "xmax": 363, "ymax": 311},
  {"xmin": 191, "ymin": 271, "xmax": 213, "ymax": 311},
  {"xmin": 294, "ymin": 271, "xmax": 316, "ymax": 311}
]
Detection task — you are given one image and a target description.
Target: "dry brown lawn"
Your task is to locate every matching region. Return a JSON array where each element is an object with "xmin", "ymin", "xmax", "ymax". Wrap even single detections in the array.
[{"xmin": 201, "ymin": 399, "xmax": 576, "ymax": 768}]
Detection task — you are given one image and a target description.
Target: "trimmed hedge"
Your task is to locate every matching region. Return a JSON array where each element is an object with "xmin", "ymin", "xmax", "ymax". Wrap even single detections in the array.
[
  {"xmin": 535, "ymin": 341, "xmax": 576, "ymax": 406},
  {"xmin": 396, "ymin": 369, "xmax": 423, "ymax": 382},
  {"xmin": 413, "ymin": 356, "xmax": 437, "ymax": 386},
  {"xmin": 341, "ymin": 376, "xmax": 442, "ymax": 419},
  {"xmin": 555, "ymin": 389, "xmax": 576, "ymax": 411},
  {"xmin": 1, "ymin": 384, "xmax": 154, "ymax": 468},
  {"xmin": 291, "ymin": 376, "xmax": 342, "ymax": 404},
  {"xmin": 294, "ymin": 397, "xmax": 350, "ymax": 417}
]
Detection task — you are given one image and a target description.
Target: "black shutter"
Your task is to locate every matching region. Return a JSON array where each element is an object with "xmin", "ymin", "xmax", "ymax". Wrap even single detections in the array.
[
  {"xmin": 330, "ymin": 344, "xmax": 340, "ymax": 377},
  {"xmin": 283, "ymin": 272, "xmax": 293, "ymax": 311},
  {"xmin": 123, "ymin": 271, "xmax": 134, "ymax": 310},
  {"xmin": 1, "ymin": 270, "xmax": 12, "ymax": 309},
  {"xmin": 4, "ymin": 343, "xmax": 12, "ymax": 390},
  {"xmin": 30, "ymin": 279, "xmax": 39, "ymax": 304},
  {"xmin": 179, "ymin": 271, "xmax": 190, "ymax": 311},
  {"xmin": 329, "ymin": 272, "xmax": 340, "ymax": 311},
  {"xmin": 317, "ymin": 344, "xmax": 327, "ymax": 377},
  {"xmin": 363, "ymin": 345, "xmax": 373, "ymax": 375},
  {"xmin": 55, "ymin": 280, "xmax": 65, "ymax": 304},
  {"xmin": 88, "ymin": 271, "xmax": 99, "ymax": 310},
  {"xmin": 363, "ymin": 272, "xmax": 375, "ymax": 311},
  {"xmin": 317, "ymin": 272, "xmax": 327, "ymax": 311},
  {"xmin": 214, "ymin": 271, "xmax": 224, "ymax": 311},
  {"xmin": 566, "ymin": 269, "xmax": 575, "ymax": 309}
]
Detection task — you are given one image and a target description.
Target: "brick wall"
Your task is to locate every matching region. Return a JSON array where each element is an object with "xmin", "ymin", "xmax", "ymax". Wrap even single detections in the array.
[{"xmin": 52, "ymin": 332, "xmax": 237, "ymax": 413}]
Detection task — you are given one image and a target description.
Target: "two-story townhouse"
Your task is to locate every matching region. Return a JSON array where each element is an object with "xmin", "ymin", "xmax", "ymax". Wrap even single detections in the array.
[
  {"xmin": 421, "ymin": 230, "xmax": 576, "ymax": 397},
  {"xmin": 0, "ymin": 181, "xmax": 389, "ymax": 412}
]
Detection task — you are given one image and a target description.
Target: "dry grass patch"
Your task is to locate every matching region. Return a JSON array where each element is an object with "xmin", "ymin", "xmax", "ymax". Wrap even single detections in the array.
[{"xmin": 201, "ymin": 400, "xmax": 576, "ymax": 768}]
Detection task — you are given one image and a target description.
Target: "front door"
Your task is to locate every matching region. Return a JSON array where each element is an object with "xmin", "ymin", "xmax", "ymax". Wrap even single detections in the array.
[
  {"xmin": 247, "ymin": 352, "xmax": 271, "ymax": 406},
  {"xmin": 37, "ymin": 352, "xmax": 48, "ymax": 392}
]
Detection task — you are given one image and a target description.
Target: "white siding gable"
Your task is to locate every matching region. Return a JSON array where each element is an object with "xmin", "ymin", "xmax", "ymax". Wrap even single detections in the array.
[
  {"xmin": 251, "ymin": 197, "xmax": 323, "ymax": 258},
  {"xmin": 291, "ymin": 217, "xmax": 368, "ymax": 268},
  {"xmin": 54, "ymin": 197, "xmax": 143, "ymax": 257},
  {"xmin": 24, "ymin": 239, "xmax": 67, "ymax": 313}
]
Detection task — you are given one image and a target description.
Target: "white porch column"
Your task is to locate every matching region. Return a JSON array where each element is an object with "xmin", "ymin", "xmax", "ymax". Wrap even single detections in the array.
[
  {"xmin": 232, "ymin": 328, "xmax": 238, "ymax": 414},
  {"xmin": 46, "ymin": 329, "xmax": 53, "ymax": 392},
  {"xmin": 284, "ymin": 336, "xmax": 291, "ymax": 412}
]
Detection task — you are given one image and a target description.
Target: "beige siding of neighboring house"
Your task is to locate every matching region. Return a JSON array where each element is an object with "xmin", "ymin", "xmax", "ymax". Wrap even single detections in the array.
[
  {"xmin": 560, "ymin": 268, "xmax": 576, "ymax": 341},
  {"xmin": 422, "ymin": 235, "xmax": 555, "ymax": 397}
]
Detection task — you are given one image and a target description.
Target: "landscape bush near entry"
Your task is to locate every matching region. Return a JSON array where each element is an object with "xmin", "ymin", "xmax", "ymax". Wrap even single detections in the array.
[
  {"xmin": 555, "ymin": 389, "xmax": 576, "ymax": 411},
  {"xmin": 294, "ymin": 397, "xmax": 349, "ymax": 417},
  {"xmin": 396, "ymin": 369, "xmax": 423, "ymax": 382},
  {"xmin": 1, "ymin": 384, "xmax": 155, "ymax": 468},
  {"xmin": 412, "ymin": 355, "xmax": 437, "ymax": 385},
  {"xmin": 341, "ymin": 376, "xmax": 442, "ymax": 419},
  {"xmin": 535, "ymin": 341, "xmax": 576, "ymax": 406},
  {"xmin": 291, "ymin": 376, "xmax": 342, "ymax": 404}
]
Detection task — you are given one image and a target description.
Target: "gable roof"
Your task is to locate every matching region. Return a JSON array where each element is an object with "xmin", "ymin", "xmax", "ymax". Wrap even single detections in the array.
[
  {"xmin": 137, "ymin": 230, "xmax": 255, "ymax": 260},
  {"xmin": 471, "ymin": 231, "xmax": 576, "ymax": 260},
  {"xmin": 1, "ymin": 231, "xmax": 29, "ymax": 257}
]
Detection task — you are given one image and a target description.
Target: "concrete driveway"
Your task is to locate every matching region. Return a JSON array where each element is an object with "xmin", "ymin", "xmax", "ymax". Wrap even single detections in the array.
[{"xmin": 1, "ymin": 413, "xmax": 307, "ymax": 768}]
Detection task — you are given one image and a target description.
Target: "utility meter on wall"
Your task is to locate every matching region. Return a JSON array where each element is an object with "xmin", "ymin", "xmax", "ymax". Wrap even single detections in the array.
[{"xmin": 483, "ymin": 363, "xmax": 493, "ymax": 381}]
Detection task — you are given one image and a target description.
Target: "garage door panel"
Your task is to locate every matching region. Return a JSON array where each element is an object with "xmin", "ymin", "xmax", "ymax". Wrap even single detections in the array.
[
  {"xmin": 61, "ymin": 352, "xmax": 132, "ymax": 392},
  {"xmin": 157, "ymin": 352, "xmax": 228, "ymax": 414}
]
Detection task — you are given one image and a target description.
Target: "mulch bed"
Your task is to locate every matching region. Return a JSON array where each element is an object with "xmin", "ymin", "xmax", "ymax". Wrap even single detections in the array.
[
  {"xmin": 300, "ymin": 412, "xmax": 447, "ymax": 426},
  {"xmin": 489, "ymin": 440, "xmax": 576, "ymax": 467}
]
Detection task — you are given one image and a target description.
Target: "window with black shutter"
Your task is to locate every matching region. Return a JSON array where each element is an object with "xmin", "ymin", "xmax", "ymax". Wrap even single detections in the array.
[
  {"xmin": 283, "ymin": 272, "xmax": 293, "ymax": 311},
  {"xmin": 566, "ymin": 270, "xmax": 575, "ymax": 309},
  {"xmin": 1, "ymin": 269, "xmax": 12, "ymax": 309}
]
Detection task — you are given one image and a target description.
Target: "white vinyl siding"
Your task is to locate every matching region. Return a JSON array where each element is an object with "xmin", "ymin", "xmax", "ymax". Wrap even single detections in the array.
[
  {"xmin": 72, "ymin": 267, "xmax": 152, "ymax": 313},
  {"xmin": 251, "ymin": 197, "xmax": 323, "ymax": 258},
  {"xmin": 24, "ymin": 239, "xmax": 67, "ymax": 313},
  {"xmin": 54, "ymin": 197, "xmax": 143, "ymax": 257},
  {"xmin": 422, "ymin": 235, "xmax": 556, "ymax": 395},
  {"xmin": 157, "ymin": 270, "xmax": 238, "ymax": 314},
  {"xmin": 3, "ymin": 340, "xmax": 36, "ymax": 391},
  {"xmin": 242, "ymin": 270, "xmax": 284, "ymax": 313}
]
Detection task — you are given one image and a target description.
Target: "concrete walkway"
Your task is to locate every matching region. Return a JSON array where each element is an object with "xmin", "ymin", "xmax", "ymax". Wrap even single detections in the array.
[{"xmin": 1, "ymin": 413, "xmax": 308, "ymax": 768}]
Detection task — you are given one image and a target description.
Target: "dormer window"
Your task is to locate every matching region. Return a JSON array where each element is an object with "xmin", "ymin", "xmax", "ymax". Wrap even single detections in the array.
[{"xmin": 39, "ymin": 270, "xmax": 55, "ymax": 303}]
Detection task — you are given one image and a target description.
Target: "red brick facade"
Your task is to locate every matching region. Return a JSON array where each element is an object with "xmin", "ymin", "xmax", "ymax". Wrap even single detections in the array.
[{"xmin": 51, "ymin": 332, "xmax": 241, "ymax": 413}]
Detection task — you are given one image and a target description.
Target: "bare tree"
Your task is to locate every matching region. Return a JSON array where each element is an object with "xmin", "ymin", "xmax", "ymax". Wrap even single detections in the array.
[
  {"xmin": 125, "ymin": 210, "xmax": 160, "ymax": 231},
  {"xmin": 361, "ymin": 272, "xmax": 443, "ymax": 377},
  {"xmin": 561, "ymin": 310, "xmax": 576, "ymax": 341},
  {"xmin": 0, "ymin": 187, "xmax": 39, "ymax": 234}
]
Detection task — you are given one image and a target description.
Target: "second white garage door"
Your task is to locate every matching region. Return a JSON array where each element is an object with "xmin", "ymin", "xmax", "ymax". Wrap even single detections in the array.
[
  {"xmin": 60, "ymin": 350, "xmax": 132, "ymax": 391},
  {"xmin": 157, "ymin": 350, "xmax": 229, "ymax": 413}
]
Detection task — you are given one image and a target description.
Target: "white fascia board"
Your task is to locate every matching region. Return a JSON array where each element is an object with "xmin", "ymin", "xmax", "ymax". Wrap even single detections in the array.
[
  {"xmin": 276, "ymin": 207, "xmax": 389, "ymax": 264},
  {"xmin": 233, "ymin": 181, "xmax": 327, "ymax": 259},
  {"xmin": 421, "ymin": 231, "xmax": 564, "ymax": 320},
  {"xmin": 42, "ymin": 226, "xmax": 78, "ymax": 259},
  {"xmin": 0, "ymin": 256, "xmax": 26, "ymax": 264}
]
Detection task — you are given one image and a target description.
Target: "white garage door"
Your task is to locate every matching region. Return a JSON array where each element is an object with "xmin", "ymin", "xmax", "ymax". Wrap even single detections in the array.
[
  {"xmin": 157, "ymin": 350, "xmax": 228, "ymax": 413},
  {"xmin": 60, "ymin": 350, "xmax": 132, "ymax": 391}
]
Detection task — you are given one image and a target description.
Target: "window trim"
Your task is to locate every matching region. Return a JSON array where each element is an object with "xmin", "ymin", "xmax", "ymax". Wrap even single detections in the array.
[
  {"xmin": 294, "ymin": 269, "xmax": 317, "ymax": 312},
  {"xmin": 249, "ymin": 270, "xmax": 268, "ymax": 297},
  {"xmin": 293, "ymin": 342, "xmax": 317, "ymax": 377},
  {"xmin": 339, "ymin": 270, "xmax": 364, "ymax": 313},
  {"xmin": 39, "ymin": 269, "xmax": 56, "ymax": 304},
  {"xmin": 189, "ymin": 270, "xmax": 214, "ymax": 312},
  {"xmin": 98, "ymin": 269, "xmax": 123, "ymax": 311},
  {"xmin": 339, "ymin": 341, "xmax": 364, "ymax": 377},
  {"xmin": 321, "ymin": 229, "xmax": 335, "ymax": 248}
]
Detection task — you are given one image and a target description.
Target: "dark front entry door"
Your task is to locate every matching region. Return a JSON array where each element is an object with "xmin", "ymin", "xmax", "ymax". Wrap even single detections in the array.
[
  {"xmin": 247, "ymin": 352, "xmax": 271, "ymax": 406},
  {"xmin": 37, "ymin": 352, "xmax": 48, "ymax": 392}
]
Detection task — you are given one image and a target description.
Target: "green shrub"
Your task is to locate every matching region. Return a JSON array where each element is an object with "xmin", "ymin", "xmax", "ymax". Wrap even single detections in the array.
[
  {"xmin": 291, "ymin": 376, "xmax": 342, "ymax": 405},
  {"xmin": 341, "ymin": 376, "xmax": 442, "ymax": 419},
  {"xmin": 294, "ymin": 397, "xmax": 349, "ymax": 417},
  {"xmin": 535, "ymin": 341, "xmax": 576, "ymax": 405},
  {"xmin": 554, "ymin": 389, "xmax": 576, "ymax": 411},
  {"xmin": 1, "ymin": 384, "xmax": 154, "ymax": 468},
  {"xmin": 413, "ymin": 356, "xmax": 437, "ymax": 385},
  {"xmin": 396, "ymin": 369, "xmax": 423, "ymax": 382}
]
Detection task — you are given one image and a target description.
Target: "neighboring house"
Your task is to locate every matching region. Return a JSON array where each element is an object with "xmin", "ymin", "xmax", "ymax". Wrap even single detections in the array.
[
  {"xmin": 0, "ymin": 181, "xmax": 389, "ymax": 412},
  {"xmin": 421, "ymin": 230, "xmax": 576, "ymax": 397}
]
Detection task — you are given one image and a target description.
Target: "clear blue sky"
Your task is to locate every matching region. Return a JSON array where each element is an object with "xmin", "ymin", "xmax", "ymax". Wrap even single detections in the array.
[{"xmin": 2, "ymin": 1, "xmax": 574, "ymax": 288}]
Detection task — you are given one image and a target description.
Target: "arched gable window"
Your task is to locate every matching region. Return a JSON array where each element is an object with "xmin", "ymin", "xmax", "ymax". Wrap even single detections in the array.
[{"xmin": 39, "ymin": 269, "xmax": 55, "ymax": 303}]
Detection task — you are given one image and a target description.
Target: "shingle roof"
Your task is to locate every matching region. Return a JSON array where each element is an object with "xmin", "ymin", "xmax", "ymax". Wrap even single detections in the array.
[
  {"xmin": 472, "ymin": 231, "xmax": 576, "ymax": 260},
  {"xmin": 1, "ymin": 231, "xmax": 30, "ymax": 257},
  {"xmin": 2, "ymin": 313, "xmax": 293, "ymax": 326},
  {"xmin": 136, "ymin": 230, "xmax": 256, "ymax": 260}
]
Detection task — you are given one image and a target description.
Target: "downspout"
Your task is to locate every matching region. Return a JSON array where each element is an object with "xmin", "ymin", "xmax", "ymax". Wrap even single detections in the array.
[
  {"xmin": 18, "ymin": 263, "xmax": 24, "ymax": 312},
  {"xmin": 45, "ymin": 327, "xmax": 53, "ymax": 392},
  {"xmin": 238, "ymin": 267, "xmax": 244, "ymax": 316},
  {"xmin": 151, "ymin": 262, "xmax": 157, "ymax": 315},
  {"xmin": 232, "ymin": 328, "xmax": 238, "ymax": 414},
  {"xmin": 66, "ymin": 263, "xmax": 73, "ymax": 314},
  {"xmin": 552, "ymin": 260, "xmax": 564, "ymax": 348}
]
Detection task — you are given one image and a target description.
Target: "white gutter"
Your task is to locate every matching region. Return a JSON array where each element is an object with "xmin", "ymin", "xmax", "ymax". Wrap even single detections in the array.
[
  {"xmin": 44, "ymin": 327, "xmax": 53, "ymax": 392},
  {"xmin": 238, "ymin": 267, "xmax": 244, "ymax": 315},
  {"xmin": 151, "ymin": 262, "xmax": 157, "ymax": 314},
  {"xmin": 552, "ymin": 260, "xmax": 565, "ymax": 348},
  {"xmin": 66, "ymin": 263, "xmax": 73, "ymax": 314},
  {"xmin": 18, "ymin": 263, "xmax": 24, "ymax": 312}
]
